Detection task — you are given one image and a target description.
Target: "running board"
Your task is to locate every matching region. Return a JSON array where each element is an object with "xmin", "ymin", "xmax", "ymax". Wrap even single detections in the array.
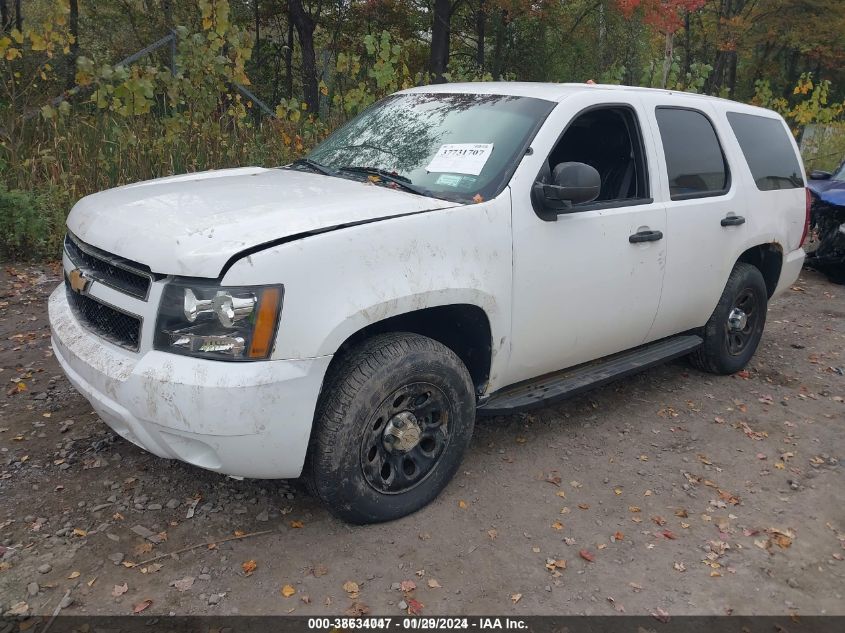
[{"xmin": 478, "ymin": 335, "xmax": 703, "ymax": 416}]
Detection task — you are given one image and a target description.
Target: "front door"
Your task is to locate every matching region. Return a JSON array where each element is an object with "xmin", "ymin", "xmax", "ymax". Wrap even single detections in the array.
[{"xmin": 504, "ymin": 94, "xmax": 667, "ymax": 386}]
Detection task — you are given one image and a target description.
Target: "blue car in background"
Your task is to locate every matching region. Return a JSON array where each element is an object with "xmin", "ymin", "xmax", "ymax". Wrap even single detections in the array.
[{"xmin": 807, "ymin": 162, "xmax": 845, "ymax": 284}]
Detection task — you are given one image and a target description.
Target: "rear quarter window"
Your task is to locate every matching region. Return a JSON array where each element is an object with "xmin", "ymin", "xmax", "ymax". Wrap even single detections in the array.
[
  {"xmin": 726, "ymin": 112, "xmax": 804, "ymax": 191},
  {"xmin": 655, "ymin": 107, "xmax": 730, "ymax": 200}
]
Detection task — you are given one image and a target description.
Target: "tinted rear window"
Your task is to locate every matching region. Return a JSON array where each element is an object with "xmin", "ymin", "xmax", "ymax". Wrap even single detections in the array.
[
  {"xmin": 726, "ymin": 112, "xmax": 804, "ymax": 191},
  {"xmin": 655, "ymin": 108, "xmax": 729, "ymax": 200}
]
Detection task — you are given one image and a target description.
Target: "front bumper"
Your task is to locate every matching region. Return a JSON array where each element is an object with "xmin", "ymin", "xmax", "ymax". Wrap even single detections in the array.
[{"xmin": 49, "ymin": 285, "xmax": 331, "ymax": 479}]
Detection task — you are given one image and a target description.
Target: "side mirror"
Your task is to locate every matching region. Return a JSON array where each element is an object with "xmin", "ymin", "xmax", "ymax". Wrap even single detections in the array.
[
  {"xmin": 809, "ymin": 170, "xmax": 832, "ymax": 180},
  {"xmin": 532, "ymin": 162, "xmax": 601, "ymax": 218}
]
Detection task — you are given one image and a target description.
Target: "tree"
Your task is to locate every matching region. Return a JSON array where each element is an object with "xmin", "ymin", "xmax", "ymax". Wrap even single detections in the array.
[
  {"xmin": 429, "ymin": 0, "xmax": 464, "ymax": 82},
  {"xmin": 288, "ymin": 0, "xmax": 319, "ymax": 114},
  {"xmin": 617, "ymin": 0, "xmax": 706, "ymax": 88}
]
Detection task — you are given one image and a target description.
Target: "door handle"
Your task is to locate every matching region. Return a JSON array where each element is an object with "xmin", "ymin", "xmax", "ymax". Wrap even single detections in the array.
[
  {"xmin": 629, "ymin": 229, "xmax": 664, "ymax": 243},
  {"xmin": 721, "ymin": 215, "xmax": 746, "ymax": 227}
]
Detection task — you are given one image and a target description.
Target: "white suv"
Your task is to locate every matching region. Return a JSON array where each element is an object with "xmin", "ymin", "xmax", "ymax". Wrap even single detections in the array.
[{"xmin": 49, "ymin": 82, "xmax": 809, "ymax": 523}]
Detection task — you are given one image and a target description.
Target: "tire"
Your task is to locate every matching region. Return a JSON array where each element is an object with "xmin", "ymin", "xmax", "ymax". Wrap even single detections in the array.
[
  {"xmin": 690, "ymin": 262, "xmax": 768, "ymax": 375},
  {"xmin": 306, "ymin": 332, "xmax": 476, "ymax": 524}
]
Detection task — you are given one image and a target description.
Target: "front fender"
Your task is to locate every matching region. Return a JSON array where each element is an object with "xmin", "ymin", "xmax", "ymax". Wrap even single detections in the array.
[{"xmin": 221, "ymin": 194, "xmax": 514, "ymax": 388}]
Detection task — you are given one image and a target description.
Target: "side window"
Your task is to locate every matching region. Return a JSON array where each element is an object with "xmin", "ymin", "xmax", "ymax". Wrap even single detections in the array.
[
  {"xmin": 655, "ymin": 107, "xmax": 729, "ymax": 200},
  {"xmin": 542, "ymin": 106, "xmax": 650, "ymax": 205},
  {"xmin": 727, "ymin": 112, "xmax": 804, "ymax": 191}
]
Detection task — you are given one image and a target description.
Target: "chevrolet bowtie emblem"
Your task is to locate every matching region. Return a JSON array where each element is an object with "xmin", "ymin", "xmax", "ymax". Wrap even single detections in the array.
[{"xmin": 68, "ymin": 268, "xmax": 91, "ymax": 295}]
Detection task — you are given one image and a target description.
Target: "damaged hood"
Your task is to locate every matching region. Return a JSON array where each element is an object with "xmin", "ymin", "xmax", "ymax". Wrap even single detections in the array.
[{"xmin": 67, "ymin": 167, "xmax": 458, "ymax": 278}]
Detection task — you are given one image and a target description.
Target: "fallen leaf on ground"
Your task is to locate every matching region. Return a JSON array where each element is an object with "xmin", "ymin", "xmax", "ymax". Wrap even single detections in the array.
[
  {"xmin": 545, "ymin": 474, "xmax": 562, "ymax": 486},
  {"xmin": 242, "ymin": 560, "xmax": 258, "ymax": 576},
  {"xmin": 767, "ymin": 527, "xmax": 795, "ymax": 549},
  {"xmin": 132, "ymin": 599, "xmax": 152, "ymax": 614},
  {"xmin": 67, "ymin": 571, "xmax": 80, "ymax": 579},
  {"xmin": 613, "ymin": 531, "xmax": 624, "ymax": 541},
  {"xmin": 673, "ymin": 562, "xmax": 686, "ymax": 572},
  {"xmin": 556, "ymin": 490, "xmax": 566, "ymax": 498},
  {"xmin": 578, "ymin": 503, "xmax": 590, "ymax": 510},
  {"xmin": 652, "ymin": 607, "xmax": 670, "ymax": 623},
  {"xmin": 458, "ymin": 500, "xmax": 468, "ymax": 509},
  {"xmin": 234, "ymin": 530, "xmax": 246, "ymax": 537},
  {"xmin": 551, "ymin": 521, "xmax": 564, "ymax": 530},
  {"xmin": 652, "ymin": 516, "xmax": 667, "ymax": 526},
  {"xmin": 407, "ymin": 598, "xmax": 424, "ymax": 615},
  {"xmin": 662, "ymin": 530, "xmax": 678, "ymax": 540},
  {"xmin": 427, "ymin": 579, "xmax": 442, "ymax": 589},
  {"xmin": 579, "ymin": 549, "xmax": 595, "ymax": 562},
  {"xmin": 511, "ymin": 593, "xmax": 522, "ymax": 603},
  {"xmin": 112, "ymin": 583, "xmax": 129, "ymax": 597},
  {"xmin": 400, "ymin": 580, "xmax": 416, "ymax": 592},
  {"xmin": 290, "ymin": 520, "xmax": 304, "ymax": 528},
  {"xmin": 72, "ymin": 528, "xmax": 87, "ymax": 537},
  {"xmin": 281, "ymin": 584, "xmax": 296, "ymax": 598},
  {"xmin": 343, "ymin": 581, "xmax": 360, "ymax": 594},
  {"xmin": 487, "ymin": 529, "xmax": 497, "ymax": 540},
  {"xmin": 346, "ymin": 602, "xmax": 370, "ymax": 616}
]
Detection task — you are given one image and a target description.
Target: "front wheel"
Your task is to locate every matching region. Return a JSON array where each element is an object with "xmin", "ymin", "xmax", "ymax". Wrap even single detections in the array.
[
  {"xmin": 690, "ymin": 262, "xmax": 768, "ymax": 375},
  {"xmin": 306, "ymin": 333, "xmax": 476, "ymax": 524}
]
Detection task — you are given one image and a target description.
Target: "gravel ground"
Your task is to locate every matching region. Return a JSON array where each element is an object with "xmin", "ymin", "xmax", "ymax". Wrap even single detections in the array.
[{"xmin": 0, "ymin": 263, "xmax": 843, "ymax": 619}]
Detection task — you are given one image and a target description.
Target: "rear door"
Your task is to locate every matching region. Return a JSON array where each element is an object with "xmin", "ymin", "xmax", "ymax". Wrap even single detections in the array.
[{"xmin": 640, "ymin": 96, "xmax": 749, "ymax": 340}]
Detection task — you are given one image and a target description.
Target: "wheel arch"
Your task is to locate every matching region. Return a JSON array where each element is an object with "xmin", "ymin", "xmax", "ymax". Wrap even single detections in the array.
[
  {"xmin": 737, "ymin": 242, "xmax": 784, "ymax": 298},
  {"xmin": 325, "ymin": 303, "xmax": 495, "ymax": 396}
]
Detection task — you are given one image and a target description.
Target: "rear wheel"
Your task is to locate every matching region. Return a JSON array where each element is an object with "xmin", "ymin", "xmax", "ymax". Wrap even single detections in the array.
[
  {"xmin": 306, "ymin": 333, "xmax": 475, "ymax": 524},
  {"xmin": 691, "ymin": 262, "xmax": 768, "ymax": 375}
]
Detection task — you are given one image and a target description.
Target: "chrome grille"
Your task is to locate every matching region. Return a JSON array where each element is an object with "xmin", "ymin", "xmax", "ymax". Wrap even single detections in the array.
[
  {"xmin": 64, "ymin": 279, "xmax": 142, "ymax": 351},
  {"xmin": 64, "ymin": 233, "xmax": 153, "ymax": 300}
]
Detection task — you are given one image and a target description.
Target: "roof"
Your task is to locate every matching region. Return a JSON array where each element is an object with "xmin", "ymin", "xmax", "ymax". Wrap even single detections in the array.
[{"xmin": 400, "ymin": 81, "xmax": 775, "ymax": 116}]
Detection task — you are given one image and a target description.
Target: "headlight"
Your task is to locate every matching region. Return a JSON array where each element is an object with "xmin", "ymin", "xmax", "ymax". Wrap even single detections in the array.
[{"xmin": 154, "ymin": 282, "xmax": 283, "ymax": 360}]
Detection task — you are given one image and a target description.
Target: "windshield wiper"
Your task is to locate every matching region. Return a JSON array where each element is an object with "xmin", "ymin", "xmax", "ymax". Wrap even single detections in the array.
[
  {"xmin": 289, "ymin": 158, "xmax": 336, "ymax": 176},
  {"xmin": 338, "ymin": 166, "xmax": 429, "ymax": 197}
]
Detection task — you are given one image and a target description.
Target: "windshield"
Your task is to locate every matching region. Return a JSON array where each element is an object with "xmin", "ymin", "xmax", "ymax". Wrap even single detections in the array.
[
  {"xmin": 834, "ymin": 162, "xmax": 845, "ymax": 181},
  {"xmin": 306, "ymin": 92, "xmax": 555, "ymax": 202}
]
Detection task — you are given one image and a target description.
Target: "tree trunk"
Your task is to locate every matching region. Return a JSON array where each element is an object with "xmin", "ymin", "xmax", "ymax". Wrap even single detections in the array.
[
  {"xmin": 661, "ymin": 31, "xmax": 673, "ymax": 88},
  {"xmin": 683, "ymin": 10, "xmax": 691, "ymax": 85},
  {"xmin": 491, "ymin": 8, "xmax": 507, "ymax": 79},
  {"xmin": 288, "ymin": 0, "xmax": 318, "ymax": 115},
  {"xmin": 429, "ymin": 0, "xmax": 451, "ymax": 83},
  {"xmin": 161, "ymin": 0, "xmax": 172, "ymax": 26},
  {"xmin": 285, "ymin": 16, "xmax": 294, "ymax": 98},
  {"xmin": 254, "ymin": 0, "xmax": 261, "ymax": 71},
  {"xmin": 1, "ymin": 0, "xmax": 9, "ymax": 32},
  {"xmin": 66, "ymin": 0, "xmax": 79, "ymax": 89},
  {"xmin": 725, "ymin": 50, "xmax": 737, "ymax": 96},
  {"xmin": 475, "ymin": 0, "xmax": 485, "ymax": 71},
  {"xmin": 13, "ymin": 0, "xmax": 21, "ymax": 31}
]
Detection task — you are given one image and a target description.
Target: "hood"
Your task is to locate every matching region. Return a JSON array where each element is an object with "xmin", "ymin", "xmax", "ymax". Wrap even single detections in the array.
[
  {"xmin": 67, "ymin": 167, "xmax": 458, "ymax": 278},
  {"xmin": 808, "ymin": 178, "xmax": 845, "ymax": 207}
]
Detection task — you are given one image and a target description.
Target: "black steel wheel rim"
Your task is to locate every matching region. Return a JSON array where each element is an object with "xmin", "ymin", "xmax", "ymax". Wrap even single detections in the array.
[
  {"xmin": 360, "ymin": 382, "xmax": 452, "ymax": 494},
  {"xmin": 725, "ymin": 288, "xmax": 759, "ymax": 356}
]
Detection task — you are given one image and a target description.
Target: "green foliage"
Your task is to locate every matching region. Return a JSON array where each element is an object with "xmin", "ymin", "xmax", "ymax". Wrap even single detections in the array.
[
  {"xmin": 0, "ymin": 184, "xmax": 51, "ymax": 260},
  {"xmin": 2, "ymin": 0, "xmax": 845, "ymax": 262},
  {"xmin": 753, "ymin": 74, "xmax": 845, "ymax": 134}
]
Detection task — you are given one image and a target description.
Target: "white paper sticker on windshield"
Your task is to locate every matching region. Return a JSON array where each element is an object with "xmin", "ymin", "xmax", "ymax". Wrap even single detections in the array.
[{"xmin": 426, "ymin": 143, "xmax": 493, "ymax": 176}]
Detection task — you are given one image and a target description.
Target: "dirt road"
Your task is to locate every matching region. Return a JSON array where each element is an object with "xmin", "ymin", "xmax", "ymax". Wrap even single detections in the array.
[{"xmin": 1, "ymin": 264, "xmax": 843, "ymax": 618}]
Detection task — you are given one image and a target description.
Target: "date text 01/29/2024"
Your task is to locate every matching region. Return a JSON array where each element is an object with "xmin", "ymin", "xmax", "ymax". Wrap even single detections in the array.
[{"xmin": 306, "ymin": 617, "xmax": 528, "ymax": 630}]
